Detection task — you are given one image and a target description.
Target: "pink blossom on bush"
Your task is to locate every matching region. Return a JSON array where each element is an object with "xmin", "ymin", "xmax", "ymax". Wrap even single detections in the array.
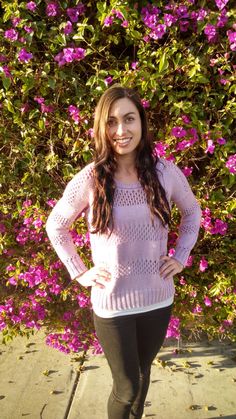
[
  {"xmin": 171, "ymin": 126, "xmax": 187, "ymax": 138},
  {"xmin": 150, "ymin": 24, "xmax": 167, "ymax": 40},
  {"xmin": 182, "ymin": 166, "xmax": 193, "ymax": 177},
  {"xmin": 164, "ymin": 14, "xmax": 177, "ymax": 27},
  {"xmin": 46, "ymin": 199, "xmax": 56, "ymax": 208},
  {"xmin": 104, "ymin": 16, "xmax": 114, "ymax": 27},
  {"xmin": 76, "ymin": 292, "xmax": 90, "ymax": 308},
  {"xmin": 227, "ymin": 30, "xmax": 236, "ymax": 50},
  {"xmin": 186, "ymin": 255, "xmax": 194, "ymax": 267},
  {"xmin": 181, "ymin": 114, "xmax": 191, "ymax": 124},
  {"xmin": 199, "ymin": 257, "xmax": 208, "ymax": 272},
  {"xmin": 141, "ymin": 99, "xmax": 150, "ymax": 108},
  {"xmin": 193, "ymin": 304, "xmax": 203, "ymax": 314},
  {"xmin": 63, "ymin": 21, "xmax": 73, "ymax": 35},
  {"xmin": 46, "ymin": 2, "xmax": 60, "ymax": 17},
  {"xmin": 179, "ymin": 276, "xmax": 186, "ymax": 285},
  {"xmin": 18, "ymin": 48, "xmax": 33, "ymax": 63},
  {"xmin": 215, "ymin": 0, "xmax": 229, "ymax": 10},
  {"xmin": 121, "ymin": 20, "xmax": 129, "ymax": 28},
  {"xmin": 204, "ymin": 24, "xmax": 217, "ymax": 43},
  {"xmin": 205, "ymin": 139, "xmax": 215, "ymax": 154},
  {"xmin": 54, "ymin": 47, "xmax": 86, "ymax": 66},
  {"xmin": 154, "ymin": 142, "xmax": 168, "ymax": 157},
  {"xmin": 166, "ymin": 316, "xmax": 180, "ymax": 339},
  {"xmin": 105, "ymin": 76, "xmax": 113, "ymax": 85},
  {"xmin": 204, "ymin": 296, "xmax": 212, "ymax": 307},
  {"xmin": 225, "ymin": 154, "xmax": 236, "ymax": 174},
  {"xmin": 217, "ymin": 137, "xmax": 226, "ymax": 145},
  {"xmin": 67, "ymin": 4, "xmax": 86, "ymax": 23},
  {"xmin": 68, "ymin": 105, "xmax": 80, "ymax": 123},
  {"xmin": 26, "ymin": 2, "xmax": 37, "ymax": 12},
  {"xmin": 210, "ymin": 219, "xmax": 228, "ymax": 235},
  {"xmin": 4, "ymin": 29, "xmax": 18, "ymax": 41}
]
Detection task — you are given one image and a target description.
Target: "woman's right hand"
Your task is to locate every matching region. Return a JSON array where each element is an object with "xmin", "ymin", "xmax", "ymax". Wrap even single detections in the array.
[{"xmin": 75, "ymin": 266, "xmax": 112, "ymax": 289}]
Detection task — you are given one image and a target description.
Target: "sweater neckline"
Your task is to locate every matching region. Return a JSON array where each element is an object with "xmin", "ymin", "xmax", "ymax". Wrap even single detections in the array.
[{"xmin": 114, "ymin": 179, "xmax": 142, "ymax": 189}]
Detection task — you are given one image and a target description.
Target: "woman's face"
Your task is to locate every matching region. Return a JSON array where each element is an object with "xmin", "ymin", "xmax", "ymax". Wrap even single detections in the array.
[{"xmin": 106, "ymin": 97, "xmax": 142, "ymax": 158}]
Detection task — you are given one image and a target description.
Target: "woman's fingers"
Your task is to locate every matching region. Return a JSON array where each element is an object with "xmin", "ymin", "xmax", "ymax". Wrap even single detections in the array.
[{"xmin": 160, "ymin": 256, "xmax": 183, "ymax": 280}]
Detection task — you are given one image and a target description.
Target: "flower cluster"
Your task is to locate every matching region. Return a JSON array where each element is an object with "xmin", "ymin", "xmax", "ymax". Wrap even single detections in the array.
[
  {"xmin": 104, "ymin": 9, "xmax": 128, "ymax": 28},
  {"xmin": 54, "ymin": 47, "xmax": 86, "ymax": 66}
]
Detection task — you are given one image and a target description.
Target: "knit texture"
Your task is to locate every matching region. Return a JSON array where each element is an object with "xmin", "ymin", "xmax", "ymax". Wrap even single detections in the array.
[{"xmin": 46, "ymin": 158, "xmax": 202, "ymax": 312}]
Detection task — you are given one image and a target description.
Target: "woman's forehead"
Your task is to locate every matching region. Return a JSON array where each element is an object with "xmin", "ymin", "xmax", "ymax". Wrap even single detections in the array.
[{"xmin": 108, "ymin": 97, "xmax": 138, "ymax": 117}]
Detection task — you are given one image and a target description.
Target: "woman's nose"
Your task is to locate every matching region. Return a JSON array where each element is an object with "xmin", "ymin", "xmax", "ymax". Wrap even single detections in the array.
[{"xmin": 116, "ymin": 122, "xmax": 126, "ymax": 136}]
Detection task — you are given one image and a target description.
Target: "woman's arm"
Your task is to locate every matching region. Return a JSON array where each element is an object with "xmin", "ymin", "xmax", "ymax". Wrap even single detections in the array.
[{"xmin": 45, "ymin": 164, "xmax": 94, "ymax": 280}]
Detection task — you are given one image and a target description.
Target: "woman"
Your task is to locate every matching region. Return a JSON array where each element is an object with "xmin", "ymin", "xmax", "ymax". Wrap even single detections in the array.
[{"xmin": 46, "ymin": 85, "xmax": 202, "ymax": 419}]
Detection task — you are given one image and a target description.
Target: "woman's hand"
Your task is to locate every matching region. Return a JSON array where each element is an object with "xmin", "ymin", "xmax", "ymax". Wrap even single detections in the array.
[
  {"xmin": 75, "ymin": 266, "xmax": 112, "ymax": 289},
  {"xmin": 160, "ymin": 256, "xmax": 184, "ymax": 280}
]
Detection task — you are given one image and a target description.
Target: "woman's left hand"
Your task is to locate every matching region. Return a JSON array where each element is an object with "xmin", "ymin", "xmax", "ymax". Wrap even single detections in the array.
[{"xmin": 160, "ymin": 256, "xmax": 184, "ymax": 280}]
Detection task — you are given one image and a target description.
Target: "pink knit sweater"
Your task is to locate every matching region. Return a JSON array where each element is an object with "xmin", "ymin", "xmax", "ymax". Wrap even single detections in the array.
[{"xmin": 46, "ymin": 158, "xmax": 201, "ymax": 312}]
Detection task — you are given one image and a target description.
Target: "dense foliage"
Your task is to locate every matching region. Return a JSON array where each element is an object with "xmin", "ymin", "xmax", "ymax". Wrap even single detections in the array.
[{"xmin": 0, "ymin": 0, "xmax": 235, "ymax": 354}]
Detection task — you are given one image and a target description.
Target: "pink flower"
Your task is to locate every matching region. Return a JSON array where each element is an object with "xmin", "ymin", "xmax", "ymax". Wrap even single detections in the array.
[
  {"xmin": 199, "ymin": 257, "xmax": 208, "ymax": 272},
  {"xmin": 215, "ymin": 0, "xmax": 229, "ymax": 10},
  {"xmin": 26, "ymin": 2, "xmax": 37, "ymax": 12},
  {"xmin": 46, "ymin": 2, "xmax": 60, "ymax": 17},
  {"xmin": 121, "ymin": 20, "xmax": 129, "ymax": 28},
  {"xmin": 154, "ymin": 142, "xmax": 168, "ymax": 157},
  {"xmin": 104, "ymin": 16, "xmax": 114, "ymax": 27},
  {"xmin": 67, "ymin": 4, "xmax": 86, "ymax": 23},
  {"xmin": 205, "ymin": 139, "xmax": 215, "ymax": 154},
  {"xmin": 163, "ymin": 13, "xmax": 177, "ymax": 27},
  {"xmin": 150, "ymin": 24, "xmax": 167, "ymax": 40},
  {"xmin": 131, "ymin": 61, "xmax": 138, "ymax": 70},
  {"xmin": 18, "ymin": 48, "xmax": 33, "ymax": 62},
  {"xmin": 171, "ymin": 126, "xmax": 187, "ymax": 138},
  {"xmin": 182, "ymin": 167, "xmax": 193, "ymax": 177},
  {"xmin": 227, "ymin": 30, "xmax": 236, "ymax": 51},
  {"xmin": 210, "ymin": 219, "xmax": 228, "ymax": 235},
  {"xmin": 64, "ymin": 21, "xmax": 73, "ymax": 35},
  {"xmin": 4, "ymin": 29, "xmax": 18, "ymax": 41},
  {"xmin": 68, "ymin": 105, "xmax": 80, "ymax": 123},
  {"xmin": 217, "ymin": 137, "xmax": 226, "ymax": 145},
  {"xmin": 204, "ymin": 24, "xmax": 217, "ymax": 43},
  {"xmin": 141, "ymin": 99, "xmax": 150, "ymax": 108},
  {"xmin": 225, "ymin": 154, "xmax": 236, "ymax": 174},
  {"xmin": 186, "ymin": 255, "xmax": 194, "ymax": 267},
  {"xmin": 46, "ymin": 199, "xmax": 56, "ymax": 207},
  {"xmin": 193, "ymin": 304, "xmax": 202, "ymax": 314},
  {"xmin": 181, "ymin": 115, "xmax": 191, "ymax": 124},
  {"xmin": 179, "ymin": 276, "xmax": 186, "ymax": 285},
  {"xmin": 105, "ymin": 76, "xmax": 113, "ymax": 85},
  {"xmin": 204, "ymin": 296, "xmax": 212, "ymax": 307},
  {"xmin": 166, "ymin": 316, "xmax": 180, "ymax": 339}
]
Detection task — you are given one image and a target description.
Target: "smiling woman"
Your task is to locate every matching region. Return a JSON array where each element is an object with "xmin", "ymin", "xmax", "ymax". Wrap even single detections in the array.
[{"xmin": 46, "ymin": 84, "xmax": 202, "ymax": 419}]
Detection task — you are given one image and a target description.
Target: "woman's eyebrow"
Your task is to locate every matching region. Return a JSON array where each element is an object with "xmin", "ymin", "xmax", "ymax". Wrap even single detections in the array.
[{"xmin": 108, "ymin": 112, "xmax": 136, "ymax": 119}]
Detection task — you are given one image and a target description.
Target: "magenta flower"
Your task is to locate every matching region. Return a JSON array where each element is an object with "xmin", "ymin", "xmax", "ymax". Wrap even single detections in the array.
[
  {"xmin": 205, "ymin": 139, "xmax": 215, "ymax": 154},
  {"xmin": 215, "ymin": 0, "xmax": 229, "ymax": 10},
  {"xmin": 34, "ymin": 96, "xmax": 44, "ymax": 104},
  {"xmin": 171, "ymin": 126, "xmax": 187, "ymax": 138},
  {"xmin": 141, "ymin": 99, "xmax": 150, "ymax": 109},
  {"xmin": 112, "ymin": 9, "xmax": 124, "ymax": 20},
  {"xmin": 24, "ymin": 25, "xmax": 34, "ymax": 34},
  {"xmin": 4, "ymin": 29, "xmax": 18, "ymax": 41},
  {"xmin": 226, "ymin": 154, "xmax": 236, "ymax": 174},
  {"xmin": 163, "ymin": 13, "xmax": 177, "ymax": 27},
  {"xmin": 64, "ymin": 21, "xmax": 73, "ymax": 35},
  {"xmin": 104, "ymin": 16, "xmax": 114, "ymax": 27},
  {"xmin": 0, "ymin": 54, "xmax": 7, "ymax": 62},
  {"xmin": 176, "ymin": 5, "xmax": 189, "ymax": 19},
  {"xmin": 193, "ymin": 304, "xmax": 203, "ymax": 314},
  {"xmin": 210, "ymin": 219, "xmax": 228, "ymax": 235},
  {"xmin": 150, "ymin": 24, "xmax": 167, "ymax": 40},
  {"xmin": 186, "ymin": 255, "xmax": 194, "ymax": 267},
  {"xmin": 204, "ymin": 24, "xmax": 217, "ymax": 42},
  {"xmin": 199, "ymin": 257, "xmax": 208, "ymax": 272},
  {"xmin": 217, "ymin": 9, "xmax": 228, "ymax": 28},
  {"xmin": 181, "ymin": 115, "xmax": 191, "ymax": 124},
  {"xmin": 204, "ymin": 296, "xmax": 212, "ymax": 307},
  {"xmin": 87, "ymin": 128, "xmax": 94, "ymax": 138},
  {"xmin": 179, "ymin": 276, "xmax": 186, "ymax": 285},
  {"xmin": 54, "ymin": 47, "xmax": 86, "ymax": 66},
  {"xmin": 217, "ymin": 137, "xmax": 226, "ymax": 145},
  {"xmin": 182, "ymin": 166, "xmax": 193, "ymax": 177},
  {"xmin": 105, "ymin": 76, "xmax": 113, "ymax": 85},
  {"xmin": 12, "ymin": 17, "xmax": 21, "ymax": 27},
  {"xmin": 227, "ymin": 30, "xmax": 236, "ymax": 51},
  {"xmin": 131, "ymin": 61, "xmax": 138, "ymax": 70},
  {"xmin": 46, "ymin": 199, "xmax": 56, "ymax": 207},
  {"xmin": 166, "ymin": 316, "xmax": 180, "ymax": 339},
  {"xmin": 67, "ymin": 4, "xmax": 85, "ymax": 23},
  {"xmin": 26, "ymin": 2, "xmax": 37, "ymax": 12},
  {"xmin": 18, "ymin": 48, "xmax": 33, "ymax": 62},
  {"xmin": 68, "ymin": 105, "xmax": 80, "ymax": 123},
  {"xmin": 121, "ymin": 20, "xmax": 129, "ymax": 28},
  {"xmin": 154, "ymin": 142, "xmax": 168, "ymax": 157},
  {"xmin": 46, "ymin": 2, "xmax": 60, "ymax": 17},
  {"xmin": 3, "ymin": 65, "xmax": 12, "ymax": 78}
]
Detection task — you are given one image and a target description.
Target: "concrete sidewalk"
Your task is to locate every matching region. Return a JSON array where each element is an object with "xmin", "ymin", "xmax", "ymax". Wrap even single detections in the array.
[{"xmin": 0, "ymin": 330, "xmax": 236, "ymax": 419}]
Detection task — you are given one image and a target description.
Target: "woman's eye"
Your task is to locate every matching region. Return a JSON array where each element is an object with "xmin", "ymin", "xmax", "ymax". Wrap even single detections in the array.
[
  {"xmin": 126, "ymin": 117, "xmax": 134, "ymax": 122},
  {"xmin": 107, "ymin": 120, "xmax": 116, "ymax": 127}
]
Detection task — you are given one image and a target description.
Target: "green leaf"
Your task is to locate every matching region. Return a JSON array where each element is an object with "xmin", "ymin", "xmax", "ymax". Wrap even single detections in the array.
[
  {"xmin": 2, "ymin": 77, "xmax": 11, "ymax": 91},
  {"xmin": 159, "ymin": 53, "xmax": 169, "ymax": 73}
]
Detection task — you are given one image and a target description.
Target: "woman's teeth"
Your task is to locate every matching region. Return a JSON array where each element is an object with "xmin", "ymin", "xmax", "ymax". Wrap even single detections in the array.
[{"xmin": 115, "ymin": 138, "xmax": 131, "ymax": 145}]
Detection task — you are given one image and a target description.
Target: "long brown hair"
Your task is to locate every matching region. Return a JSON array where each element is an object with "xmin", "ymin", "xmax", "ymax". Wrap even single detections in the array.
[{"xmin": 91, "ymin": 84, "xmax": 171, "ymax": 234}]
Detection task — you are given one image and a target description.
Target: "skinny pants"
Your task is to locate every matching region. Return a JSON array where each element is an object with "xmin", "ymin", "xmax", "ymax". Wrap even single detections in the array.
[{"xmin": 93, "ymin": 304, "xmax": 172, "ymax": 419}]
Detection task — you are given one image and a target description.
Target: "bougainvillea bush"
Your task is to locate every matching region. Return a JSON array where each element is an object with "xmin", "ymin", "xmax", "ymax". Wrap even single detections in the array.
[{"xmin": 0, "ymin": 0, "xmax": 235, "ymax": 354}]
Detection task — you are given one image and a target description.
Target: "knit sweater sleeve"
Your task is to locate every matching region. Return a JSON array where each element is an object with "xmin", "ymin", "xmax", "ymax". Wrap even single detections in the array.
[
  {"xmin": 159, "ymin": 159, "xmax": 202, "ymax": 266},
  {"xmin": 45, "ymin": 163, "xmax": 94, "ymax": 280}
]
